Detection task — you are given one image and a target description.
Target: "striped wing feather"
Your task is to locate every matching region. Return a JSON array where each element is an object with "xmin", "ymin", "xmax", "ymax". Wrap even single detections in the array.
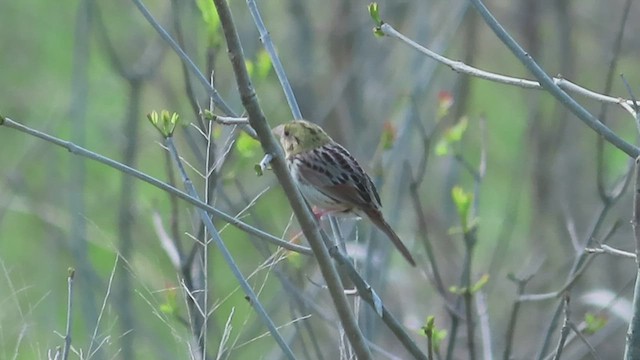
[{"xmin": 294, "ymin": 143, "xmax": 381, "ymax": 212}]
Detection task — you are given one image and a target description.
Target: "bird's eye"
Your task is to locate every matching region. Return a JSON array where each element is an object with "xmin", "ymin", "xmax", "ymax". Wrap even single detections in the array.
[{"xmin": 284, "ymin": 130, "xmax": 290, "ymax": 136}]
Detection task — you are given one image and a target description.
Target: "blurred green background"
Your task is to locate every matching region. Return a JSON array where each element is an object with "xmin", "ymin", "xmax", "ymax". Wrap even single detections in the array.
[{"xmin": 1, "ymin": 0, "xmax": 639, "ymax": 359}]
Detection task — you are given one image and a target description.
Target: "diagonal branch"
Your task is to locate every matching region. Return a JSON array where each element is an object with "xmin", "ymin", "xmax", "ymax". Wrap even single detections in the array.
[
  {"xmin": 465, "ymin": 0, "xmax": 639, "ymax": 158},
  {"xmin": 210, "ymin": 0, "xmax": 373, "ymax": 358}
]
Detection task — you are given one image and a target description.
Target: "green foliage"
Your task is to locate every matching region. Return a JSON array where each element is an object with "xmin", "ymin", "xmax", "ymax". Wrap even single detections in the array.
[
  {"xmin": 419, "ymin": 316, "xmax": 447, "ymax": 352},
  {"xmin": 202, "ymin": 109, "xmax": 215, "ymax": 121},
  {"xmin": 368, "ymin": 3, "xmax": 385, "ymax": 37},
  {"xmin": 159, "ymin": 287, "xmax": 179, "ymax": 316},
  {"xmin": 584, "ymin": 313, "xmax": 607, "ymax": 335},
  {"xmin": 435, "ymin": 117, "xmax": 468, "ymax": 156},
  {"xmin": 469, "ymin": 273, "xmax": 489, "ymax": 293},
  {"xmin": 451, "ymin": 185, "xmax": 473, "ymax": 231},
  {"xmin": 196, "ymin": 0, "xmax": 222, "ymax": 47},
  {"xmin": 147, "ymin": 110, "xmax": 180, "ymax": 138},
  {"xmin": 368, "ymin": 3, "xmax": 381, "ymax": 25},
  {"xmin": 246, "ymin": 50, "xmax": 273, "ymax": 81},
  {"xmin": 255, "ymin": 50, "xmax": 272, "ymax": 80},
  {"xmin": 236, "ymin": 131, "xmax": 260, "ymax": 158},
  {"xmin": 448, "ymin": 274, "xmax": 487, "ymax": 295}
]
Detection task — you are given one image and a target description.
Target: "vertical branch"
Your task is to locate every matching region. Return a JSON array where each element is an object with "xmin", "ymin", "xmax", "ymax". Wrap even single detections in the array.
[
  {"xmin": 462, "ymin": 231, "xmax": 477, "ymax": 360},
  {"xmin": 165, "ymin": 135, "xmax": 296, "ymax": 359},
  {"xmin": 624, "ymin": 158, "xmax": 640, "ymax": 359},
  {"xmin": 503, "ymin": 273, "xmax": 535, "ymax": 360},
  {"xmin": 69, "ymin": 1, "xmax": 102, "ymax": 357},
  {"xmin": 596, "ymin": 0, "xmax": 633, "ymax": 200},
  {"xmin": 61, "ymin": 269, "xmax": 75, "ymax": 360},
  {"xmin": 114, "ymin": 81, "xmax": 141, "ymax": 360},
  {"xmin": 552, "ymin": 294, "xmax": 571, "ymax": 360}
]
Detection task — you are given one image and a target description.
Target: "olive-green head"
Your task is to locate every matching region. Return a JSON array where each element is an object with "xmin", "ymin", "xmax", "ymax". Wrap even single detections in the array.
[{"xmin": 272, "ymin": 120, "xmax": 332, "ymax": 156}]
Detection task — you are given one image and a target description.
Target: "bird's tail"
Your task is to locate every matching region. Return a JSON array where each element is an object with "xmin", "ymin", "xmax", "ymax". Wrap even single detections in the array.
[{"xmin": 366, "ymin": 209, "xmax": 416, "ymax": 266}]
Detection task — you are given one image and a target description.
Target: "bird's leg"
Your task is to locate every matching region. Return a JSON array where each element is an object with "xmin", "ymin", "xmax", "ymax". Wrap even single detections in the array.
[{"xmin": 311, "ymin": 206, "xmax": 331, "ymax": 220}]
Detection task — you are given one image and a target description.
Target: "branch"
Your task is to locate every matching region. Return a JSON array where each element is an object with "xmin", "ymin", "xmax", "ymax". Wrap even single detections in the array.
[
  {"xmin": 210, "ymin": 1, "xmax": 373, "ymax": 358},
  {"xmin": 246, "ymin": 0, "xmax": 302, "ymax": 119},
  {"xmin": 552, "ymin": 294, "xmax": 571, "ymax": 360},
  {"xmin": 465, "ymin": 0, "xmax": 639, "ymax": 158},
  {"xmin": 624, "ymin": 157, "xmax": 640, "ymax": 359},
  {"xmin": 165, "ymin": 136, "xmax": 295, "ymax": 359},
  {"xmin": 130, "ymin": 0, "xmax": 257, "ymax": 138},
  {"xmin": 374, "ymin": 12, "xmax": 639, "ymax": 158},
  {"xmin": 0, "ymin": 116, "xmax": 312, "ymax": 255},
  {"xmin": 61, "ymin": 269, "xmax": 75, "ymax": 360}
]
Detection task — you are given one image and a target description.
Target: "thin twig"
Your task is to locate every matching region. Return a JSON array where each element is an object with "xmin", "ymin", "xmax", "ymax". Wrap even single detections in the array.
[
  {"xmin": 585, "ymin": 245, "xmax": 636, "ymax": 259},
  {"xmin": 552, "ymin": 294, "xmax": 571, "ymax": 360},
  {"xmin": 476, "ymin": 291, "xmax": 492, "ymax": 360},
  {"xmin": 166, "ymin": 136, "xmax": 296, "ymax": 359},
  {"xmin": 595, "ymin": 0, "xmax": 633, "ymax": 201},
  {"xmin": 503, "ymin": 272, "xmax": 534, "ymax": 360},
  {"xmin": 61, "ymin": 269, "xmax": 75, "ymax": 360},
  {"xmin": 245, "ymin": 0, "xmax": 302, "ymax": 119}
]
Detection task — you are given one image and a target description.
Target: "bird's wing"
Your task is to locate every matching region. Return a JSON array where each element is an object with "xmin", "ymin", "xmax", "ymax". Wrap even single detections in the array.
[{"xmin": 295, "ymin": 144, "xmax": 381, "ymax": 210}]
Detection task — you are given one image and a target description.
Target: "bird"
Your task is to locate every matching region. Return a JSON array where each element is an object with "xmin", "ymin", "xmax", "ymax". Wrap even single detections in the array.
[{"xmin": 272, "ymin": 119, "xmax": 416, "ymax": 266}]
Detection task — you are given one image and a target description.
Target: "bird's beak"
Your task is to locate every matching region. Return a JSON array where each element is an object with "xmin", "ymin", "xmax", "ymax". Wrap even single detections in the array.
[{"xmin": 272, "ymin": 124, "xmax": 285, "ymax": 138}]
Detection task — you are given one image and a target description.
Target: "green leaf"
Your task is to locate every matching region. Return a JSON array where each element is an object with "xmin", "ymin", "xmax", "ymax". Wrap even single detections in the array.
[
  {"xmin": 445, "ymin": 116, "xmax": 468, "ymax": 143},
  {"xmin": 435, "ymin": 117, "xmax": 467, "ymax": 156},
  {"xmin": 368, "ymin": 3, "xmax": 385, "ymax": 37},
  {"xmin": 286, "ymin": 250, "xmax": 303, "ymax": 267},
  {"xmin": 419, "ymin": 316, "xmax": 436, "ymax": 337},
  {"xmin": 147, "ymin": 110, "xmax": 180, "ymax": 138},
  {"xmin": 432, "ymin": 329, "xmax": 447, "ymax": 351},
  {"xmin": 236, "ymin": 131, "xmax": 259, "ymax": 158},
  {"xmin": 368, "ymin": 3, "xmax": 381, "ymax": 25},
  {"xmin": 245, "ymin": 59, "xmax": 254, "ymax": 78},
  {"xmin": 202, "ymin": 109, "xmax": 215, "ymax": 121},
  {"xmin": 470, "ymin": 274, "xmax": 489, "ymax": 293},
  {"xmin": 255, "ymin": 50, "xmax": 272, "ymax": 79},
  {"xmin": 419, "ymin": 316, "xmax": 447, "ymax": 352},
  {"xmin": 159, "ymin": 303, "xmax": 175, "ymax": 315},
  {"xmin": 435, "ymin": 138, "xmax": 449, "ymax": 156},
  {"xmin": 584, "ymin": 313, "xmax": 607, "ymax": 334},
  {"xmin": 160, "ymin": 286, "xmax": 178, "ymax": 315},
  {"xmin": 451, "ymin": 186, "xmax": 473, "ymax": 230},
  {"xmin": 196, "ymin": 0, "xmax": 221, "ymax": 47}
]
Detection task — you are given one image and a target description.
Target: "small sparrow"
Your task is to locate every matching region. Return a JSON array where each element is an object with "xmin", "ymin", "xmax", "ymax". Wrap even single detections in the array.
[{"xmin": 273, "ymin": 120, "xmax": 416, "ymax": 266}]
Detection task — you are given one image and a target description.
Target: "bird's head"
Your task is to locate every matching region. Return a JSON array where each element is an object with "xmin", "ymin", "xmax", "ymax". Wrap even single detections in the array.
[{"xmin": 272, "ymin": 120, "xmax": 332, "ymax": 156}]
